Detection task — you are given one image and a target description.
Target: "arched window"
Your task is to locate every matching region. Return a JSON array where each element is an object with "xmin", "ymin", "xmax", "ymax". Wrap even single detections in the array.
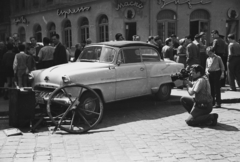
[
  {"xmin": 48, "ymin": 23, "xmax": 56, "ymax": 38},
  {"xmin": 34, "ymin": 24, "xmax": 42, "ymax": 42},
  {"xmin": 190, "ymin": 9, "xmax": 210, "ymax": 42},
  {"xmin": 18, "ymin": 27, "xmax": 26, "ymax": 42},
  {"xmin": 157, "ymin": 10, "xmax": 177, "ymax": 42},
  {"xmin": 80, "ymin": 17, "xmax": 89, "ymax": 43},
  {"xmin": 98, "ymin": 15, "xmax": 109, "ymax": 42},
  {"xmin": 64, "ymin": 20, "xmax": 72, "ymax": 48}
]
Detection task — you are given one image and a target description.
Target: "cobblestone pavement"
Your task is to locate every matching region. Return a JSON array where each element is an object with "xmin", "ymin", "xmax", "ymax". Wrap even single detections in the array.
[{"xmin": 0, "ymin": 96, "xmax": 240, "ymax": 162}]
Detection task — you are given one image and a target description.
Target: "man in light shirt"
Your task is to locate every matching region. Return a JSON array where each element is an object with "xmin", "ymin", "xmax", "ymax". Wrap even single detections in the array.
[
  {"xmin": 38, "ymin": 37, "xmax": 55, "ymax": 69},
  {"xmin": 205, "ymin": 46, "xmax": 225, "ymax": 108}
]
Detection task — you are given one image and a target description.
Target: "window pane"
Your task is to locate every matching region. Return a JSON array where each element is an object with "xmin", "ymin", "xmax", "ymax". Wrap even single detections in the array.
[
  {"xmin": 123, "ymin": 48, "xmax": 141, "ymax": 63},
  {"xmin": 87, "ymin": 27, "xmax": 89, "ymax": 39},
  {"xmin": 70, "ymin": 30, "xmax": 72, "ymax": 47},
  {"xmin": 141, "ymin": 48, "xmax": 160, "ymax": 62},
  {"xmin": 168, "ymin": 22, "xmax": 176, "ymax": 37},
  {"xmin": 190, "ymin": 9, "xmax": 209, "ymax": 20},
  {"xmin": 106, "ymin": 26, "xmax": 109, "ymax": 41},
  {"xmin": 157, "ymin": 22, "xmax": 164, "ymax": 42}
]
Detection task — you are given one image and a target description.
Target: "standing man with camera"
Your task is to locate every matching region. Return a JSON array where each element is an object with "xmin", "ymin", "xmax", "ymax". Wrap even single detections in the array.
[
  {"xmin": 206, "ymin": 46, "xmax": 225, "ymax": 108},
  {"xmin": 180, "ymin": 65, "xmax": 218, "ymax": 126}
]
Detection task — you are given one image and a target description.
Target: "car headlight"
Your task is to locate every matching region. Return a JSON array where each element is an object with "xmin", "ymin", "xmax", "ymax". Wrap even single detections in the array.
[
  {"xmin": 62, "ymin": 75, "xmax": 71, "ymax": 83},
  {"xmin": 28, "ymin": 72, "xmax": 34, "ymax": 81}
]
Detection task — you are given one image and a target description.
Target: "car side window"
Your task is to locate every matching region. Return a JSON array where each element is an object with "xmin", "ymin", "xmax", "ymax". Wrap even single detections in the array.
[
  {"xmin": 141, "ymin": 48, "xmax": 160, "ymax": 62},
  {"xmin": 99, "ymin": 47, "xmax": 116, "ymax": 63},
  {"xmin": 122, "ymin": 48, "xmax": 141, "ymax": 63}
]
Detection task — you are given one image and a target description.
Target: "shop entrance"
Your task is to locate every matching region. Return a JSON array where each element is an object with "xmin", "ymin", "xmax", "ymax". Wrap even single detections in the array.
[
  {"xmin": 125, "ymin": 22, "xmax": 136, "ymax": 40},
  {"xmin": 190, "ymin": 9, "xmax": 210, "ymax": 43}
]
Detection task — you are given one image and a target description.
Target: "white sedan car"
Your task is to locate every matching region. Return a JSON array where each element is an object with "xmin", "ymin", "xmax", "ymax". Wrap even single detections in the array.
[{"xmin": 31, "ymin": 41, "xmax": 184, "ymax": 105}]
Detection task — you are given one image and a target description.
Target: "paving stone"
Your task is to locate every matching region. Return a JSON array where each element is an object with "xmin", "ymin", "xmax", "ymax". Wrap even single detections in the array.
[{"xmin": 0, "ymin": 158, "xmax": 13, "ymax": 162}]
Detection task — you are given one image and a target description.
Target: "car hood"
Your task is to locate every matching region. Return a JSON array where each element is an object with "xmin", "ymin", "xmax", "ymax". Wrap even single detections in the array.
[
  {"xmin": 45, "ymin": 62, "xmax": 111, "ymax": 73},
  {"xmin": 32, "ymin": 62, "xmax": 111, "ymax": 87}
]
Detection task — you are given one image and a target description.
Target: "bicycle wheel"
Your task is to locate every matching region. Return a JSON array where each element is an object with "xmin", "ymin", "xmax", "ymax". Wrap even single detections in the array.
[{"xmin": 46, "ymin": 83, "xmax": 104, "ymax": 134}]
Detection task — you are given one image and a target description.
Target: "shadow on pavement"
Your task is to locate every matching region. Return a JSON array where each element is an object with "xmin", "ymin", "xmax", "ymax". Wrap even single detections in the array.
[
  {"xmin": 219, "ymin": 107, "xmax": 240, "ymax": 112},
  {"xmin": 94, "ymin": 95, "xmax": 185, "ymax": 129},
  {"xmin": 207, "ymin": 123, "xmax": 239, "ymax": 131}
]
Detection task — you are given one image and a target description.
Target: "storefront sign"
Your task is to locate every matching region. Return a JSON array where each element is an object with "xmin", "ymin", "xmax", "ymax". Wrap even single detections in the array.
[
  {"xmin": 57, "ymin": 6, "xmax": 91, "ymax": 18},
  {"xmin": 116, "ymin": 1, "xmax": 144, "ymax": 10},
  {"xmin": 14, "ymin": 16, "xmax": 29, "ymax": 25},
  {"xmin": 157, "ymin": 0, "xmax": 212, "ymax": 9}
]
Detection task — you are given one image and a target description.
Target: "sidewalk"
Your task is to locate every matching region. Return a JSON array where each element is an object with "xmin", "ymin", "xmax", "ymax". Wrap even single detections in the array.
[{"xmin": 169, "ymin": 85, "xmax": 240, "ymax": 104}]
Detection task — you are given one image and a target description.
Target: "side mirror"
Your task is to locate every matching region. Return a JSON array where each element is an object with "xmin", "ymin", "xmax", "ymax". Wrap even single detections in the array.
[{"xmin": 117, "ymin": 60, "xmax": 122, "ymax": 66}]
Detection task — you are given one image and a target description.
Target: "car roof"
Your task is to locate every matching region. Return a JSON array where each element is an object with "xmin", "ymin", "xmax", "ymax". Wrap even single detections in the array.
[{"xmin": 89, "ymin": 41, "xmax": 159, "ymax": 49}]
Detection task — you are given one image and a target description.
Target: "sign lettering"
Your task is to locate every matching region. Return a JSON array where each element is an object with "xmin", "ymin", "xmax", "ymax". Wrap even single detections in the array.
[
  {"xmin": 157, "ymin": 0, "xmax": 212, "ymax": 9},
  {"xmin": 116, "ymin": 1, "xmax": 143, "ymax": 10},
  {"xmin": 57, "ymin": 6, "xmax": 91, "ymax": 18},
  {"xmin": 14, "ymin": 16, "xmax": 29, "ymax": 25}
]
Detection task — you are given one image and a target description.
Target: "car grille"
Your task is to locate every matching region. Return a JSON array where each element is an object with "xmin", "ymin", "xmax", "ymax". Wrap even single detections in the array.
[{"xmin": 34, "ymin": 87, "xmax": 72, "ymax": 105}]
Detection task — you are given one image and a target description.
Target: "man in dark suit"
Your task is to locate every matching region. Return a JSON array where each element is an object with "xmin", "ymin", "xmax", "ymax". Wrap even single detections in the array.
[{"xmin": 51, "ymin": 34, "xmax": 68, "ymax": 66}]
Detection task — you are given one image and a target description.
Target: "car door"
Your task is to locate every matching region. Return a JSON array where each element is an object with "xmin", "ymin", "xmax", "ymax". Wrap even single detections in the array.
[
  {"xmin": 115, "ymin": 47, "xmax": 148, "ymax": 100},
  {"xmin": 141, "ymin": 47, "xmax": 169, "ymax": 93}
]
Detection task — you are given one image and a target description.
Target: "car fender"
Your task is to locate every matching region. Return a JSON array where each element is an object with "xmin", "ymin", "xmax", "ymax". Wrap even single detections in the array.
[{"xmin": 150, "ymin": 75, "xmax": 173, "ymax": 94}]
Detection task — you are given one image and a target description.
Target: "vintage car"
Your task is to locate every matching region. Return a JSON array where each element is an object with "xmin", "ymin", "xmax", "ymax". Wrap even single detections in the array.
[
  {"xmin": 30, "ymin": 41, "xmax": 184, "ymax": 104},
  {"xmin": 29, "ymin": 41, "xmax": 184, "ymax": 132}
]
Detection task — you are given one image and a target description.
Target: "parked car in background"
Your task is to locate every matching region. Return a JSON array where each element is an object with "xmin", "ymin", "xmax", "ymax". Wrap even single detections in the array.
[{"xmin": 30, "ymin": 41, "xmax": 184, "ymax": 112}]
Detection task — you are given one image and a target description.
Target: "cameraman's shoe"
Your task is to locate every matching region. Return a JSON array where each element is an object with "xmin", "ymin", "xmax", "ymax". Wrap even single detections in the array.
[{"xmin": 210, "ymin": 114, "xmax": 218, "ymax": 126}]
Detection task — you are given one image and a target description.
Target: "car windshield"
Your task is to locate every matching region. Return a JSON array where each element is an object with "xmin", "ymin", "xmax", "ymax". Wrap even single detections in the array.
[{"xmin": 78, "ymin": 46, "xmax": 117, "ymax": 63}]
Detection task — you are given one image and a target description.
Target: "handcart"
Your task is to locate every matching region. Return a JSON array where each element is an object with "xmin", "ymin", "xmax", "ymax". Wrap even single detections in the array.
[{"xmin": 32, "ymin": 83, "xmax": 104, "ymax": 134}]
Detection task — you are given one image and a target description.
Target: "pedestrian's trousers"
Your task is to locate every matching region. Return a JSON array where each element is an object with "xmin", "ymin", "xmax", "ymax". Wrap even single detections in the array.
[
  {"xmin": 180, "ymin": 96, "xmax": 214, "ymax": 126},
  {"xmin": 208, "ymin": 70, "xmax": 222, "ymax": 105}
]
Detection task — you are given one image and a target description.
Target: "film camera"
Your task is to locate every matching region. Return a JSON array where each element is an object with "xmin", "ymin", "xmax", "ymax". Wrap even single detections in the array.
[{"xmin": 171, "ymin": 68, "xmax": 191, "ymax": 82}]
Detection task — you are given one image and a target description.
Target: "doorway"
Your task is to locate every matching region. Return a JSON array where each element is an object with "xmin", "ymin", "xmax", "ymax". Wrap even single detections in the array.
[
  {"xmin": 190, "ymin": 20, "xmax": 209, "ymax": 42},
  {"xmin": 190, "ymin": 21, "xmax": 199, "ymax": 40},
  {"xmin": 125, "ymin": 22, "xmax": 136, "ymax": 41}
]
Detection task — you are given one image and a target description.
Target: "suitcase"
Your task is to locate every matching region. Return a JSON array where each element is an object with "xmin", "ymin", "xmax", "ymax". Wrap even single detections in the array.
[{"xmin": 9, "ymin": 88, "xmax": 36, "ymax": 128}]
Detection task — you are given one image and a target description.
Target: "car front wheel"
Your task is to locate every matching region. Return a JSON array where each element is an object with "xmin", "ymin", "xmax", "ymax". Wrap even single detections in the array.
[{"xmin": 156, "ymin": 84, "xmax": 172, "ymax": 101}]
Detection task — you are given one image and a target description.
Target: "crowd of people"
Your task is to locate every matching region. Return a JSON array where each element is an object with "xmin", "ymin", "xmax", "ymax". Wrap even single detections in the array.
[
  {"xmin": 126, "ymin": 31, "xmax": 239, "ymax": 127},
  {"xmin": 0, "ymin": 31, "xmax": 239, "ymax": 127},
  {"xmin": 0, "ymin": 33, "xmax": 70, "ymax": 99}
]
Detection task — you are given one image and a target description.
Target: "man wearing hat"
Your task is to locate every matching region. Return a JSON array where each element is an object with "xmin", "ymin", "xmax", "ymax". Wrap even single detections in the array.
[
  {"xmin": 162, "ymin": 38, "xmax": 174, "ymax": 61},
  {"xmin": 211, "ymin": 30, "xmax": 227, "ymax": 87}
]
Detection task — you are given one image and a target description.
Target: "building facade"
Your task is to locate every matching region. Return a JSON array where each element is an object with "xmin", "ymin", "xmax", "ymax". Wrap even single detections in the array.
[
  {"xmin": 0, "ymin": 0, "xmax": 11, "ymax": 42},
  {"xmin": 10, "ymin": 0, "xmax": 240, "ymax": 48}
]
